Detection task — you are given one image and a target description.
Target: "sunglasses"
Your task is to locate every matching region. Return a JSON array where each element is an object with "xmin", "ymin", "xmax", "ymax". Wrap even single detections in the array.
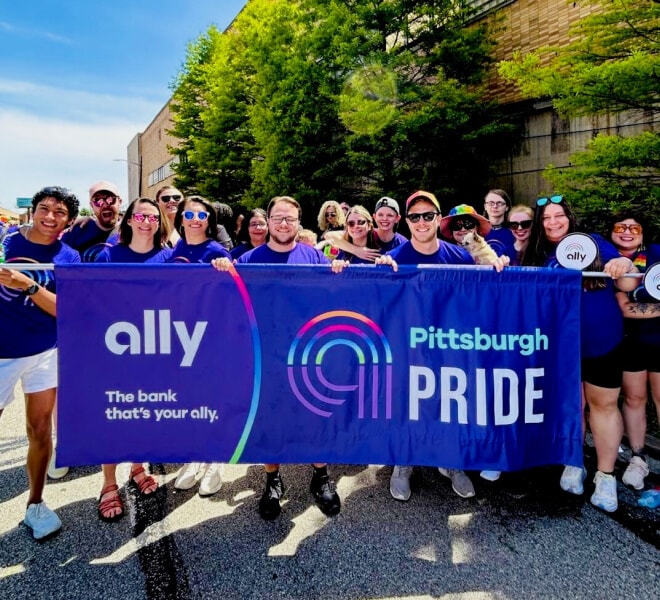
[
  {"xmin": 347, "ymin": 219, "xmax": 367, "ymax": 227},
  {"xmin": 132, "ymin": 213, "xmax": 159, "ymax": 223},
  {"xmin": 612, "ymin": 223, "xmax": 642, "ymax": 235},
  {"xmin": 407, "ymin": 211, "xmax": 438, "ymax": 223},
  {"xmin": 183, "ymin": 210, "xmax": 209, "ymax": 221},
  {"xmin": 159, "ymin": 194, "xmax": 182, "ymax": 203},
  {"xmin": 507, "ymin": 219, "xmax": 533, "ymax": 230},
  {"xmin": 536, "ymin": 195, "xmax": 564, "ymax": 207},
  {"xmin": 449, "ymin": 218, "xmax": 477, "ymax": 232},
  {"xmin": 326, "ymin": 212, "xmax": 337, "ymax": 218},
  {"xmin": 91, "ymin": 195, "xmax": 118, "ymax": 208}
]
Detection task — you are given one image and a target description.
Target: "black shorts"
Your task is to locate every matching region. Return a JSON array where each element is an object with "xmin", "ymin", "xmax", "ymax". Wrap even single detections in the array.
[
  {"xmin": 620, "ymin": 336, "xmax": 660, "ymax": 373},
  {"xmin": 581, "ymin": 344, "xmax": 623, "ymax": 389}
]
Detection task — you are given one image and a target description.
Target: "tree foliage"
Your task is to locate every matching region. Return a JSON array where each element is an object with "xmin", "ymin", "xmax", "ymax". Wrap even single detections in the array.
[
  {"xmin": 499, "ymin": 0, "xmax": 660, "ymax": 231},
  {"xmin": 169, "ymin": 0, "xmax": 519, "ymax": 221}
]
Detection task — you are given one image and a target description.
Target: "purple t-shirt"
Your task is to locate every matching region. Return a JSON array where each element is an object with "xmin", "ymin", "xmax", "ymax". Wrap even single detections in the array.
[
  {"xmin": 61, "ymin": 220, "xmax": 119, "ymax": 262},
  {"xmin": 237, "ymin": 243, "xmax": 329, "ymax": 265},
  {"xmin": 95, "ymin": 244, "xmax": 173, "ymax": 263},
  {"xmin": 230, "ymin": 242, "xmax": 254, "ymax": 261},
  {"xmin": 545, "ymin": 235, "xmax": 623, "ymax": 359},
  {"xmin": 169, "ymin": 239, "xmax": 231, "ymax": 263},
  {"xmin": 0, "ymin": 231, "xmax": 81, "ymax": 358},
  {"xmin": 378, "ymin": 232, "xmax": 407, "ymax": 253},
  {"xmin": 387, "ymin": 240, "xmax": 474, "ymax": 265}
]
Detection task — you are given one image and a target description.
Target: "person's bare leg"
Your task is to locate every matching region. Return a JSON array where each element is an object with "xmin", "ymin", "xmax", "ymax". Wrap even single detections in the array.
[{"xmin": 25, "ymin": 388, "xmax": 56, "ymax": 505}]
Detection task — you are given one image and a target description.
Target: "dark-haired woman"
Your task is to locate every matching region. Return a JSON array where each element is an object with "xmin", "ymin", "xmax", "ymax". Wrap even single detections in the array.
[
  {"xmin": 483, "ymin": 189, "xmax": 515, "ymax": 254},
  {"xmin": 170, "ymin": 196, "xmax": 231, "ymax": 264},
  {"xmin": 169, "ymin": 196, "xmax": 230, "ymax": 496},
  {"xmin": 523, "ymin": 195, "xmax": 638, "ymax": 512},
  {"xmin": 609, "ymin": 211, "xmax": 660, "ymax": 491},
  {"xmin": 230, "ymin": 208, "xmax": 268, "ymax": 261},
  {"xmin": 94, "ymin": 197, "xmax": 172, "ymax": 521},
  {"xmin": 96, "ymin": 197, "xmax": 172, "ymax": 264}
]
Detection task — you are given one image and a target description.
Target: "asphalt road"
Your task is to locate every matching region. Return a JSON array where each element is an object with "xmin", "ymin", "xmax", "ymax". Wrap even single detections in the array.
[{"xmin": 1, "ymin": 388, "xmax": 658, "ymax": 600}]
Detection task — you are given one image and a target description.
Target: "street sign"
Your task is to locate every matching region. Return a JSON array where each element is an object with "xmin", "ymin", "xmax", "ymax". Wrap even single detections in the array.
[{"xmin": 17, "ymin": 197, "xmax": 32, "ymax": 208}]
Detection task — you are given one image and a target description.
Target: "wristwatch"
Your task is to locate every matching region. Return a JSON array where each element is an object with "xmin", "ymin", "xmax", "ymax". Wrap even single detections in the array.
[{"xmin": 25, "ymin": 283, "xmax": 40, "ymax": 296}]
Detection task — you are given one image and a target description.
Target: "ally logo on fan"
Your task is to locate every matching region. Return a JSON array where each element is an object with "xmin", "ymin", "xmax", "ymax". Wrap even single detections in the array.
[
  {"xmin": 556, "ymin": 233, "xmax": 598, "ymax": 270},
  {"xmin": 643, "ymin": 263, "xmax": 660, "ymax": 301},
  {"xmin": 287, "ymin": 310, "xmax": 393, "ymax": 419}
]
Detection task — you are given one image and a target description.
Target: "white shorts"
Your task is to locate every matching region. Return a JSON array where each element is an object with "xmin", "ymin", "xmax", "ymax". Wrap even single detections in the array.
[{"xmin": 0, "ymin": 348, "xmax": 58, "ymax": 409}]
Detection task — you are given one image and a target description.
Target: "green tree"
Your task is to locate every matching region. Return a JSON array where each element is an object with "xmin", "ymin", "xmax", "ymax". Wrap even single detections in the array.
[
  {"xmin": 499, "ymin": 0, "xmax": 660, "ymax": 231},
  {"xmin": 170, "ymin": 0, "xmax": 518, "ymax": 221}
]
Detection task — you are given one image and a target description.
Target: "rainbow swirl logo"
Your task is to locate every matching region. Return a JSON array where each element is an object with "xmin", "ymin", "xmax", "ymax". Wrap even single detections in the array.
[{"xmin": 287, "ymin": 310, "xmax": 393, "ymax": 419}]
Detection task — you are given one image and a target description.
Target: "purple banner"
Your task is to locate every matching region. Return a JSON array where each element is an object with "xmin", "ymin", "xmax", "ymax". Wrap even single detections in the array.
[{"xmin": 56, "ymin": 264, "xmax": 583, "ymax": 470}]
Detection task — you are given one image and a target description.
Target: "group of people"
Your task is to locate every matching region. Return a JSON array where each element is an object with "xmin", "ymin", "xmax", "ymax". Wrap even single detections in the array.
[{"xmin": 0, "ymin": 182, "xmax": 657, "ymax": 541}]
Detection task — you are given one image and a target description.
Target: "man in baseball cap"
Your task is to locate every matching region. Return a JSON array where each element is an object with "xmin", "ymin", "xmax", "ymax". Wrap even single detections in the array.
[{"xmin": 61, "ymin": 180, "xmax": 122, "ymax": 263}]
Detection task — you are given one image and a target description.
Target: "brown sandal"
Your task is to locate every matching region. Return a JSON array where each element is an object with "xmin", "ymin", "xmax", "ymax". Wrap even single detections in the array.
[
  {"xmin": 129, "ymin": 466, "xmax": 158, "ymax": 496},
  {"xmin": 98, "ymin": 484, "xmax": 124, "ymax": 522}
]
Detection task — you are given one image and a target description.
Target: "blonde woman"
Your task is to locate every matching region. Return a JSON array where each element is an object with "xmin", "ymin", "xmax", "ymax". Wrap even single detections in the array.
[
  {"xmin": 337, "ymin": 205, "xmax": 380, "ymax": 264},
  {"xmin": 505, "ymin": 204, "xmax": 534, "ymax": 265},
  {"xmin": 317, "ymin": 201, "xmax": 346, "ymax": 239}
]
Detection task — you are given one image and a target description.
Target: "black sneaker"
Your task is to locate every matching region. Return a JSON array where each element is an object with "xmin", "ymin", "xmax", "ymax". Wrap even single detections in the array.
[
  {"xmin": 259, "ymin": 476, "xmax": 285, "ymax": 520},
  {"xmin": 310, "ymin": 472, "xmax": 341, "ymax": 516}
]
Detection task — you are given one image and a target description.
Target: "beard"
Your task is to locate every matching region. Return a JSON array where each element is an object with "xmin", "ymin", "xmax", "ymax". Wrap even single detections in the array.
[{"xmin": 269, "ymin": 230, "xmax": 297, "ymax": 247}]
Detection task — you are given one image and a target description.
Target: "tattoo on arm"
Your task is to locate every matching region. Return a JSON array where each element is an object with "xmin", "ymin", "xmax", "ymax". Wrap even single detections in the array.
[{"xmin": 626, "ymin": 303, "xmax": 660, "ymax": 316}]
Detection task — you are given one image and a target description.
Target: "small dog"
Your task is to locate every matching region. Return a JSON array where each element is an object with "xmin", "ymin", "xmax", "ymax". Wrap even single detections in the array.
[{"xmin": 459, "ymin": 231, "xmax": 500, "ymax": 265}]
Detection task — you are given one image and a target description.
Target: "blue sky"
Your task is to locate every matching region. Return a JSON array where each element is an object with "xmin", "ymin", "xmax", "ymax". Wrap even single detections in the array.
[{"xmin": 0, "ymin": 1, "xmax": 246, "ymax": 212}]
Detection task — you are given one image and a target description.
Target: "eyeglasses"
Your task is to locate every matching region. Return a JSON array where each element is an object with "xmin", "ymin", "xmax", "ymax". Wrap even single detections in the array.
[
  {"xmin": 249, "ymin": 221, "xmax": 267, "ymax": 229},
  {"xmin": 132, "ymin": 213, "xmax": 159, "ymax": 223},
  {"xmin": 407, "ymin": 211, "xmax": 438, "ymax": 223},
  {"xmin": 269, "ymin": 215, "xmax": 299, "ymax": 225},
  {"xmin": 507, "ymin": 220, "xmax": 533, "ymax": 230},
  {"xmin": 347, "ymin": 219, "xmax": 367, "ymax": 227},
  {"xmin": 91, "ymin": 195, "xmax": 118, "ymax": 208},
  {"xmin": 159, "ymin": 194, "xmax": 182, "ymax": 203},
  {"xmin": 536, "ymin": 195, "xmax": 563, "ymax": 207},
  {"xmin": 612, "ymin": 223, "xmax": 643, "ymax": 235},
  {"xmin": 449, "ymin": 218, "xmax": 477, "ymax": 231},
  {"xmin": 485, "ymin": 201, "xmax": 507, "ymax": 208},
  {"xmin": 183, "ymin": 210, "xmax": 209, "ymax": 221},
  {"xmin": 325, "ymin": 212, "xmax": 336, "ymax": 218}
]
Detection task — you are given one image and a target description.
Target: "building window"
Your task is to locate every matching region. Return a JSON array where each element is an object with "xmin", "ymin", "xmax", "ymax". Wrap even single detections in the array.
[
  {"xmin": 147, "ymin": 157, "xmax": 180, "ymax": 187},
  {"xmin": 467, "ymin": 0, "xmax": 517, "ymax": 20}
]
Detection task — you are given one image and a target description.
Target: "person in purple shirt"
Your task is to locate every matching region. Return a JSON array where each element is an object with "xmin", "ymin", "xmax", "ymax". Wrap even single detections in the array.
[
  {"xmin": 0, "ymin": 186, "xmax": 81, "ymax": 540},
  {"xmin": 95, "ymin": 198, "xmax": 173, "ymax": 264},
  {"xmin": 94, "ymin": 197, "xmax": 172, "ymax": 522},
  {"xmin": 61, "ymin": 180, "xmax": 122, "ymax": 262},
  {"xmin": 213, "ymin": 195, "xmax": 342, "ymax": 520},
  {"xmin": 168, "ymin": 195, "xmax": 229, "ymax": 497},
  {"xmin": 523, "ymin": 195, "xmax": 637, "ymax": 512},
  {"xmin": 229, "ymin": 208, "xmax": 268, "ymax": 261},
  {"xmin": 169, "ymin": 196, "xmax": 231, "ymax": 264},
  {"xmin": 377, "ymin": 191, "xmax": 507, "ymax": 502},
  {"xmin": 483, "ymin": 189, "xmax": 516, "ymax": 250}
]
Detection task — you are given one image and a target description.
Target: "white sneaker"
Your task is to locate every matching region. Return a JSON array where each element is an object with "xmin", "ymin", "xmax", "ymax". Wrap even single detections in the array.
[
  {"xmin": 480, "ymin": 470, "xmax": 501, "ymax": 482},
  {"xmin": 622, "ymin": 456, "xmax": 649, "ymax": 490},
  {"xmin": 560, "ymin": 465, "xmax": 586, "ymax": 495},
  {"xmin": 174, "ymin": 462, "xmax": 203, "ymax": 490},
  {"xmin": 47, "ymin": 447, "xmax": 69, "ymax": 480},
  {"xmin": 199, "ymin": 463, "xmax": 224, "ymax": 497},
  {"xmin": 591, "ymin": 471, "xmax": 618, "ymax": 512},
  {"xmin": 389, "ymin": 465, "xmax": 413, "ymax": 501},
  {"xmin": 24, "ymin": 502, "xmax": 61, "ymax": 540},
  {"xmin": 438, "ymin": 468, "xmax": 475, "ymax": 498}
]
